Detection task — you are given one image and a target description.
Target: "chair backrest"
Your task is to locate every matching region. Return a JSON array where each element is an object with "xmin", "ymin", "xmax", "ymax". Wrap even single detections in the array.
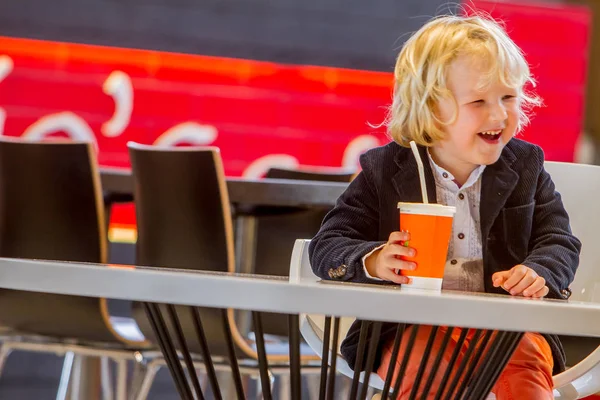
[
  {"xmin": 128, "ymin": 142, "xmax": 250, "ymax": 357},
  {"xmin": 0, "ymin": 138, "xmax": 106, "ymax": 262},
  {"xmin": 545, "ymin": 161, "xmax": 600, "ymax": 398},
  {"xmin": 0, "ymin": 138, "xmax": 139, "ymax": 345},
  {"xmin": 289, "ymin": 238, "xmax": 318, "ymax": 284},
  {"xmin": 290, "ymin": 239, "xmax": 356, "ymax": 345},
  {"xmin": 544, "ymin": 161, "xmax": 600, "ymax": 302},
  {"xmin": 128, "ymin": 142, "xmax": 235, "ymax": 272},
  {"xmin": 290, "ymin": 239, "xmax": 355, "ymax": 341}
]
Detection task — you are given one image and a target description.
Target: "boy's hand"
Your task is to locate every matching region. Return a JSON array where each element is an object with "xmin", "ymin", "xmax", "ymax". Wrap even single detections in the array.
[
  {"xmin": 492, "ymin": 264, "xmax": 549, "ymax": 298},
  {"xmin": 364, "ymin": 231, "xmax": 416, "ymax": 284}
]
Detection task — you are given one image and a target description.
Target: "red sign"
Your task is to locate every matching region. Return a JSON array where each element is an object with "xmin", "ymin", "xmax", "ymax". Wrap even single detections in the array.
[{"xmin": 0, "ymin": 36, "xmax": 394, "ymax": 178}]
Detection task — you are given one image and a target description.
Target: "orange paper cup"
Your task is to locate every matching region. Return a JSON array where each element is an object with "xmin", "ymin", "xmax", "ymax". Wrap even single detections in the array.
[{"xmin": 397, "ymin": 202, "xmax": 456, "ymax": 290}]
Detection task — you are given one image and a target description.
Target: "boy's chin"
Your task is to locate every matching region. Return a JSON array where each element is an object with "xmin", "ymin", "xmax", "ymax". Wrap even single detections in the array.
[
  {"xmin": 477, "ymin": 151, "xmax": 504, "ymax": 166},
  {"xmin": 481, "ymin": 157, "xmax": 501, "ymax": 166}
]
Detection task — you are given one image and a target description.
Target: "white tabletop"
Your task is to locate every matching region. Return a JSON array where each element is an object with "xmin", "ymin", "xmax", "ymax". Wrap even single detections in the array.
[{"xmin": 0, "ymin": 257, "xmax": 598, "ymax": 337}]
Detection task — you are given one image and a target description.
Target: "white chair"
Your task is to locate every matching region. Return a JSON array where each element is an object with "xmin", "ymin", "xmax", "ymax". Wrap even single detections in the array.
[
  {"xmin": 289, "ymin": 239, "xmax": 384, "ymax": 389},
  {"xmin": 290, "ymin": 161, "xmax": 600, "ymax": 399},
  {"xmin": 546, "ymin": 161, "xmax": 600, "ymax": 399}
]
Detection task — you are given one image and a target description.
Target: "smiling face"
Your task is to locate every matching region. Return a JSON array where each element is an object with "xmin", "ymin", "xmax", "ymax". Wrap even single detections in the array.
[
  {"xmin": 429, "ymin": 55, "xmax": 520, "ymax": 180},
  {"xmin": 387, "ymin": 16, "xmax": 540, "ymax": 175}
]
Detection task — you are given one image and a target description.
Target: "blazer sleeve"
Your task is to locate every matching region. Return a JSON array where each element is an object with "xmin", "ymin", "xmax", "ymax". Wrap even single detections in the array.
[
  {"xmin": 308, "ymin": 153, "xmax": 387, "ymax": 284},
  {"xmin": 522, "ymin": 147, "xmax": 582, "ymax": 299}
]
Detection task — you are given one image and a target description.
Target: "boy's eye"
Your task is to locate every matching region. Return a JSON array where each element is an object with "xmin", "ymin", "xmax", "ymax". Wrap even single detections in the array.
[
  {"xmin": 503, "ymin": 95, "xmax": 516, "ymax": 100},
  {"xmin": 471, "ymin": 100, "xmax": 484, "ymax": 105}
]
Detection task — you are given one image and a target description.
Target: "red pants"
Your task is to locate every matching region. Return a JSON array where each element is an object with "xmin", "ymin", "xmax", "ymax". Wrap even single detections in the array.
[{"xmin": 376, "ymin": 326, "xmax": 554, "ymax": 400}]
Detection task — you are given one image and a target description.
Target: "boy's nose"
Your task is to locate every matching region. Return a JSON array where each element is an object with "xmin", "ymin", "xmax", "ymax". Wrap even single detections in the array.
[{"xmin": 490, "ymin": 103, "xmax": 508, "ymax": 122}]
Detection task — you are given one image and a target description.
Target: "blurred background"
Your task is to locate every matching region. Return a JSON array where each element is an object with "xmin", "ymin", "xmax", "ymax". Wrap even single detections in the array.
[{"xmin": 0, "ymin": 0, "xmax": 596, "ymax": 398}]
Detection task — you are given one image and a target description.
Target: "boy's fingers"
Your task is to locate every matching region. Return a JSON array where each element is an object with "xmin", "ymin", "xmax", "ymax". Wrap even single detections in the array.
[
  {"xmin": 385, "ymin": 256, "xmax": 417, "ymax": 271},
  {"xmin": 502, "ymin": 265, "xmax": 528, "ymax": 291},
  {"xmin": 381, "ymin": 269, "xmax": 410, "ymax": 285},
  {"xmin": 387, "ymin": 243, "xmax": 416, "ymax": 258},
  {"xmin": 508, "ymin": 270, "xmax": 538, "ymax": 295},
  {"xmin": 532, "ymin": 286, "xmax": 549, "ymax": 298},
  {"xmin": 389, "ymin": 231, "xmax": 410, "ymax": 243},
  {"xmin": 492, "ymin": 271, "xmax": 509, "ymax": 288},
  {"xmin": 523, "ymin": 277, "xmax": 546, "ymax": 297}
]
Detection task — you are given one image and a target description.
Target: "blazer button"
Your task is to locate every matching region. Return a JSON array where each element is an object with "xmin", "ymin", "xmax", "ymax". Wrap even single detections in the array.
[
  {"xmin": 561, "ymin": 288, "xmax": 572, "ymax": 299},
  {"xmin": 328, "ymin": 265, "xmax": 348, "ymax": 279}
]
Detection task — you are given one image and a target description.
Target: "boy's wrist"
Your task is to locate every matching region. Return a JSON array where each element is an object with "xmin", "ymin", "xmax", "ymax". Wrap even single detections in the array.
[{"xmin": 364, "ymin": 248, "xmax": 383, "ymax": 278}]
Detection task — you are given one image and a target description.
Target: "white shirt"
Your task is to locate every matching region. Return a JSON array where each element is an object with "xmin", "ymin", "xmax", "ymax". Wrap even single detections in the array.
[
  {"xmin": 363, "ymin": 150, "xmax": 486, "ymax": 292},
  {"xmin": 428, "ymin": 151, "xmax": 486, "ymax": 292}
]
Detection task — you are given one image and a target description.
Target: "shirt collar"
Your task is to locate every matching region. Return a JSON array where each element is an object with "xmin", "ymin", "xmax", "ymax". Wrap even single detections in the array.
[{"xmin": 426, "ymin": 149, "xmax": 485, "ymax": 190}]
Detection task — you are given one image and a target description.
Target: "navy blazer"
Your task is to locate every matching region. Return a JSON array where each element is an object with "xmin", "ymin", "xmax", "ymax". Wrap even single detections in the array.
[{"xmin": 309, "ymin": 138, "xmax": 581, "ymax": 375}]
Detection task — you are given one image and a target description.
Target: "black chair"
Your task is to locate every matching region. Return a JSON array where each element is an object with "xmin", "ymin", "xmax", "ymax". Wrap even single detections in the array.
[
  {"xmin": 257, "ymin": 166, "xmax": 356, "ymax": 276},
  {"xmin": 240, "ymin": 166, "xmax": 355, "ymax": 275},
  {"xmin": 127, "ymin": 142, "xmax": 322, "ymax": 398},
  {"xmin": 0, "ymin": 138, "xmax": 149, "ymax": 399},
  {"xmin": 128, "ymin": 142, "xmax": 237, "ymax": 354},
  {"xmin": 246, "ymin": 167, "xmax": 355, "ymax": 337}
]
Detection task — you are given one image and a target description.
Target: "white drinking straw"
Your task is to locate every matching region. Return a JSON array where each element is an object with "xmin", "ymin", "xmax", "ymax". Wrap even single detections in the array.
[{"xmin": 409, "ymin": 140, "xmax": 429, "ymax": 204}]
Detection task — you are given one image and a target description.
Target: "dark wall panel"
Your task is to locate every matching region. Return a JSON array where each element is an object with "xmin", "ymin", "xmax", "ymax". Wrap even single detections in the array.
[{"xmin": 0, "ymin": 0, "xmax": 454, "ymax": 71}]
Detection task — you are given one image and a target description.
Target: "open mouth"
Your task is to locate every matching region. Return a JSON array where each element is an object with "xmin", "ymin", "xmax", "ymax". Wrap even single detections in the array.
[{"xmin": 477, "ymin": 130, "xmax": 502, "ymax": 143}]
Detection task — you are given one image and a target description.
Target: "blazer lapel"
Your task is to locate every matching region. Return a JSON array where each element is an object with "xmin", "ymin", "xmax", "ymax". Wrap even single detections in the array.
[
  {"xmin": 480, "ymin": 147, "xmax": 519, "ymax": 241},
  {"xmin": 390, "ymin": 143, "xmax": 519, "ymax": 240},
  {"xmin": 392, "ymin": 145, "xmax": 437, "ymax": 203}
]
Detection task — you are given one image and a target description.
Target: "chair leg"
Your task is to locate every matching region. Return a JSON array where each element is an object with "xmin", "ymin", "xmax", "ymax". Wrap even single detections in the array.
[
  {"xmin": 115, "ymin": 359, "xmax": 128, "ymax": 400},
  {"xmin": 100, "ymin": 356, "xmax": 114, "ymax": 400},
  {"xmin": 0, "ymin": 343, "xmax": 14, "ymax": 379},
  {"xmin": 219, "ymin": 368, "xmax": 236, "ymax": 399},
  {"xmin": 235, "ymin": 215, "xmax": 258, "ymax": 275},
  {"xmin": 128, "ymin": 359, "xmax": 147, "ymax": 400},
  {"xmin": 306, "ymin": 374, "xmax": 320, "ymax": 400},
  {"xmin": 132, "ymin": 362, "xmax": 160, "ymax": 400},
  {"xmin": 68, "ymin": 354, "xmax": 84, "ymax": 400},
  {"xmin": 278, "ymin": 373, "xmax": 291, "ymax": 400},
  {"xmin": 338, "ymin": 375, "xmax": 352, "ymax": 399},
  {"xmin": 56, "ymin": 351, "xmax": 75, "ymax": 400},
  {"xmin": 255, "ymin": 369, "xmax": 275, "ymax": 399},
  {"xmin": 365, "ymin": 386, "xmax": 375, "ymax": 399},
  {"xmin": 269, "ymin": 369, "xmax": 275, "ymax": 393},
  {"xmin": 198, "ymin": 371, "xmax": 209, "ymax": 393},
  {"xmin": 255, "ymin": 374, "xmax": 262, "ymax": 400},
  {"xmin": 242, "ymin": 373, "xmax": 253, "ymax": 397},
  {"xmin": 71, "ymin": 355, "xmax": 104, "ymax": 400}
]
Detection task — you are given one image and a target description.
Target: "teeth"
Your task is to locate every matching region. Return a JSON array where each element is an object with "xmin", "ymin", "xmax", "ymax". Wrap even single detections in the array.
[{"xmin": 480, "ymin": 130, "xmax": 502, "ymax": 136}]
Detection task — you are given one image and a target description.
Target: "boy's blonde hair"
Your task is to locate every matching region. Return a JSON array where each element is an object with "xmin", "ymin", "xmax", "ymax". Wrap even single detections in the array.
[{"xmin": 387, "ymin": 14, "xmax": 541, "ymax": 147}]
